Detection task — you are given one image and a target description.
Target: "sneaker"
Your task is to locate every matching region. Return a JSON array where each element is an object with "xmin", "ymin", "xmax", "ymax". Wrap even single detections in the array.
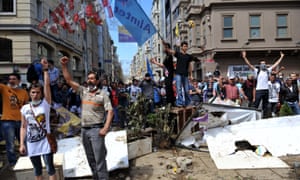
[{"xmin": 272, "ymin": 112, "xmax": 276, "ymax": 117}]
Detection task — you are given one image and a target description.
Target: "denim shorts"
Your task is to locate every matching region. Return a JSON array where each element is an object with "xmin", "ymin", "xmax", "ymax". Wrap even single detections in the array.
[{"xmin": 30, "ymin": 153, "xmax": 56, "ymax": 176}]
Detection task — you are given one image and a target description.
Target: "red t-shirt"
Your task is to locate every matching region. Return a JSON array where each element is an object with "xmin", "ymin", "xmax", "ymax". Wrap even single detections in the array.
[
  {"xmin": 111, "ymin": 89, "xmax": 119, "ymax": 107},
  {"xmin": 224, "ymin": 84, "xmax": 239, "ymax": 100}
]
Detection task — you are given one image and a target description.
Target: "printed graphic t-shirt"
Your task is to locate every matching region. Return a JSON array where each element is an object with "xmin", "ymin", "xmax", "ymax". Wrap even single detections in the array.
[{"xmin": 20, "ymin": 99, "xmax": 51, "ymax": 157}]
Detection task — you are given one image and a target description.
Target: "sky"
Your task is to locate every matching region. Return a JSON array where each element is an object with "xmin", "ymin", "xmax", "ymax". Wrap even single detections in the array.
[{"xmin": 107, "ymin": 0, "xmax": 153, "ymax": 76}]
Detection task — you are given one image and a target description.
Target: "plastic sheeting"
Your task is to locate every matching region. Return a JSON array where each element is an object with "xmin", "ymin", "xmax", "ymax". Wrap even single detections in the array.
[
  {"xmin": 206, "ymin": 115, "xmax": 300, "ymax": 169},
  {"xmin": 176, "ymin": 103, "xmax": 261, "ymax": 149},
  {"xmin": 57, "ymin": 130, "xmax": 129, "ymax": 178}
]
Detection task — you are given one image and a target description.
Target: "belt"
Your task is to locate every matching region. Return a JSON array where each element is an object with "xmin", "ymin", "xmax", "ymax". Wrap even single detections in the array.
[{"xmin": 82, "ymin": 123, "xmax": 104, "ymax": 129}]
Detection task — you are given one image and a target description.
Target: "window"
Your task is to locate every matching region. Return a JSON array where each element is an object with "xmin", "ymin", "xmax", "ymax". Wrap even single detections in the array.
[
  {"xmin": 277, "ymin": 14, "xmax": 288, "ymax": 38},
  {"xmin": 71, "ymin": 57, "xmax": 76, "ymax": 70},
  {"xmin": 38, "ymin": 44, "xmax": 48, "ymax": 58},
  {"xmin": 0, "ymin": 38, "xmax": 13, "ymax": 62},
  {"xmin": 250, "ymin": 15, "xmax": 261, "ymax": 38},
  {"xmin": 223, "ymin": 15, "xmax": 233, "ymax": 38},
  {"xmin": 36, "ymin": 0, "xmax": 43, "ymax": 20},
  {"xmin": 158, "ymin": 44, "xmax": 160, "ymax": 54},
  {"xmin": 37, "ymin": 43, "xmax": 54, "ymax": 59},
  {"xmin": 0, "ymin": 0, "xmax": 16, "ymax": 15}
]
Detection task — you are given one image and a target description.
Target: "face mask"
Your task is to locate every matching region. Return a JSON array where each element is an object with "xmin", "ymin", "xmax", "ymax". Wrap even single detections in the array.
[
  {"xmin": 31, "ymin": 100, "xmax": 42, "ymax": 106},
  {"xmin": 87, "ymin": 82, "xmax": 97, "ymax": 92},
  {"xmin": 260, "ymin": 64, "xmax": 266, "ymax": 70},
  {"xmin": 7, "ymin": 84, "xmax": 18, "ymax": 89}
]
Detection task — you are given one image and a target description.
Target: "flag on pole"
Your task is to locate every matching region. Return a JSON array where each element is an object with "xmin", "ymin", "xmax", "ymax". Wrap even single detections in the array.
[
  {"xmin": 114, "ymin": 0, "xmax": 157, "ymax": 46},
  {"xmin": 146, "ymin": 58, "xmax": 154, "ymax": 79}
]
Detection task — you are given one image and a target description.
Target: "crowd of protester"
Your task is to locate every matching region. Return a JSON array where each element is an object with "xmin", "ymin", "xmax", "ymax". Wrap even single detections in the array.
[{"xmin": 0, "ymin": 48, "xmax": 300, "ymax": 179}]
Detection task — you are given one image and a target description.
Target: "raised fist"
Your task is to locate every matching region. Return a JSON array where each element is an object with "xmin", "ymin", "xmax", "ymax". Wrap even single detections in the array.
[{"xmin": 60, "ymin": 56, "xmax": 69, "ymax": 65}]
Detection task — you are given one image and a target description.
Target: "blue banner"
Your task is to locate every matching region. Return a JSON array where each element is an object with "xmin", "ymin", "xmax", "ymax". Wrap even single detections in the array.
[{"xmin": 114, "ymin": 0, "xmax": 157, "ymax": 46}]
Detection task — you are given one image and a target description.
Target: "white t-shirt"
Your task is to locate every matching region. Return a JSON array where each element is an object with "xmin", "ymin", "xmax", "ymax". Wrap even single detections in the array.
[
  {"xmin": 130, "ymin": 85, "xmax": 142, "ymax": 102},
  {"xmin": 254, "ymin": 68, "xmax": 272, "ymax": 90},
  {"xmin": 20, "ymin": 99, "xmax": 51, "ymax": 157},
  {"xmin": 268, "ymin": 81, "xmax": 280, "ymax": 103}
]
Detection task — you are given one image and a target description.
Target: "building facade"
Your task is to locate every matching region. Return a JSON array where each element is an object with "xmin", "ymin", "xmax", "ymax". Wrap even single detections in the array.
[
  {"xmin": 178, "ymin": 0, "xmax": 300, "ymax": 79},
  {"xmin": 147, "ymin": 0, "xmax": 300, "ymax": 81},
  {"xmin": 0, "ymin": 0, "xmax": 102, "ymax": 84}
]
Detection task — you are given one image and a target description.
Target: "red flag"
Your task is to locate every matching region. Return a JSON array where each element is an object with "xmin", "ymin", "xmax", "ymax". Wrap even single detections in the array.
[
  {"xmin": 107, "ymin": 5, "xmax": 113, "ymax": 18},
  {"xmin": 102, "ymin": 0, "xmax": 108, "ymax": 7},
  {"xmin": 94, "ymin": 18, "xmax": 103, "ymax": 25},
  {"xmin": 65, "ymin": 23, "xmax": 72, "ymax": 32},
  {"xmin": 85, "ymin": 3, "xmax": 94, "ymax": 17},
  {"xmin": 68, "ymin": 0, "xmax": 74, "ymax": 10},
  {"xmin": 38, "ymin": 18, "xmax": 48, "ymax": 29},
  {"xmin": 92, "ymin": 13, "xmax": 102, "ymax": 25},
  {"xmin": 73, "ymin": 13, "xmax": 79, "ymax": 23},
  {"xmin": 79, "ymin": 18, "xmax": 86, "ymax": 31},
  {"xmin": 55, "ymin": 3, "xmax": 65, "ymax": 18},
  {"xmin": 68, "ymin": 28, "xmax": 75, "ymax": 33},
  {"xmin": 59, "ymin": 19, "xmax": 67, "ymax": 29},
  {"xmin": 50, "ymin": 12, "xmax": 59, "ymax": 24}
]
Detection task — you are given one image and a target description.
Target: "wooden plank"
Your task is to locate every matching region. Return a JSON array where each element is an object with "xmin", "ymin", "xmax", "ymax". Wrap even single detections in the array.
[{"xmin": 170, "ymin": 106, "xmax": 195, "ymax": 133}]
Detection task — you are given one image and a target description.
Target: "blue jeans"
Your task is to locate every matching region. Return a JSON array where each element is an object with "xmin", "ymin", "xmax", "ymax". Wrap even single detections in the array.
[
  {"xmin": 1, "ymin": 120, "xmax": 21, "ymax": 166},
  {"xmin": 51, "ymin": 84, "xmax": 59, "ymax": 103},
  {"xmin": 81, "ymin": 127, "xmax": 108, "ymax": 180},
  {"xmin": 254, "ymin": 90, "xmax": 269, "ymax": 118},
  {"xmin": 175, "ymin": 74, "xmax": 191, "ymax": 106},
  {"xmin": 286, "ymin": 101, "xmax": 300, "ymax": 115},
  {"xmin": 113, "ymin": 107, "xmax": 119, "ymax": 123},
  {"xmin": 30, "ymin": 153, "xmax": 56, "ymax": 176}
]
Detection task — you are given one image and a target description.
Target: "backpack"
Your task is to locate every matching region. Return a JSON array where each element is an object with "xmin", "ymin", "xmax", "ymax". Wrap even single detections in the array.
[{"xmin": 26, "ymin": 63, "xmax": 39, "ymax": 83}]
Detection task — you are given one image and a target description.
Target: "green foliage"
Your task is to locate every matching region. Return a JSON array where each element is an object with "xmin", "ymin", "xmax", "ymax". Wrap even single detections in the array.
[
  {"xmin": 126, "ymin": 95, "xmax": 175, "ymax": 145},
  {"xmin": 146, "ymin": 103, "xmax": 176, "ymax": 148},
  {"xmin": 127, "ymin": 95, "xmax": 151, "ymax": 140},
  {"xmin": 279, "ymin": 102, "xmax": 294, "ymax": 116},
  {"xmin": 147, "ymin": 103, "xmax": 175, "ymax": 137}
]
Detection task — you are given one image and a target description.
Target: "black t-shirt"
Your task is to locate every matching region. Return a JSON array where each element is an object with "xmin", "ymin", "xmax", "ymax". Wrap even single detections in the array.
[
  {"xmin": 163, "ymin": 54, "xmax": 174, "ymax": 75},
  {"xmin": 242, "ymin": 79, "xmax": 255, "ymax": 99},
  {"xmin": 174, "ymin": 51, "xmax": 193, "ymax": 76}
]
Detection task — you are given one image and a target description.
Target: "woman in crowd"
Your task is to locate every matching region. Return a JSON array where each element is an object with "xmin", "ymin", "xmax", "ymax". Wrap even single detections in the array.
[{"xmin": 19, "ymin": 58, "xmax": 57, "ymax": 180}]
